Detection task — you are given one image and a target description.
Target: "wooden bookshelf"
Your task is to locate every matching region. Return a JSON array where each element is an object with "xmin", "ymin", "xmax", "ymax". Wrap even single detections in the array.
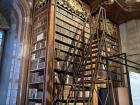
[
  {"xmin": 26, "ymin": 0, "xmax": 124, "ymax": 104},
  {"xmin": 53, "ymin": 0, "xmax": 91, "ymax": 102},
  {"xmin": 26, "ymin": 0, "xmax": 49, "ymax": 105}
]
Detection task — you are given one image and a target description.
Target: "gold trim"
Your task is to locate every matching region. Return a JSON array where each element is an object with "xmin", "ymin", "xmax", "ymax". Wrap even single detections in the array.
[
  {"xmin": 66, "ymin": 0, "xmax": 85, "ymax": 13},
  {"xmin": 35, "ymin": 0, "xmax": 47, "ymax": 8},
  {"xmin": 57, "ymin": 0, "xmax": 86, "ymax": 15}
]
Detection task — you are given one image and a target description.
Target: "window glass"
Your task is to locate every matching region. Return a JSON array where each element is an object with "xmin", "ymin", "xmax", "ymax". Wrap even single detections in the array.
[
  {"xmin": 0, "ymin": 39, "xmax": 2, "ymax": 46},
  {"xmin": 130, "ymin": 72, "xmax": 140, "ymax": 105},
  {"xmin": 0, "ymin": 31, "xmax": 3, "ymax": 46},
  {"xmin": 0, "ymin": 31, "xmax": 2, "ymax": 38}
]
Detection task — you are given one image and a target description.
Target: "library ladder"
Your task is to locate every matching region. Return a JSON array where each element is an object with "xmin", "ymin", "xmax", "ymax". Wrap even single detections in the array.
[{"xmin": 65, "ymin": 7, "xmax": 117, "ymax": 105}]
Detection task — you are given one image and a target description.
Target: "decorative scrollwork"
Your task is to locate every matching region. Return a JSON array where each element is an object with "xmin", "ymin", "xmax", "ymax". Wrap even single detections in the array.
[
  {"xmin": 35, "ymin": 0, "xmax": 47, "ymax": 8},
  {"xmin": 57, "ymin": 0, "xmax": 86, "ymax": 16},
  {"xmin": 93, "ymin": 15, "xmax": 117, "ymax": 35},
  {"xmin": 66, "ymin": 0, "xmax": 85, "ymax": 13}
]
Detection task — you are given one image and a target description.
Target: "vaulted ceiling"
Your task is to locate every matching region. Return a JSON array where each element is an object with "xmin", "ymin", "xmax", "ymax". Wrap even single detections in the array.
[
  {"xmin": 1, "ymin": 0, "xmax": 140, "ymax": 25},
  {"xmin": 83, "ymin": 0, "xmax": 140, "ymax": 24},
  {"xmin": 0, "ymin": 0, "xmax": 13, "ymax": 25}
]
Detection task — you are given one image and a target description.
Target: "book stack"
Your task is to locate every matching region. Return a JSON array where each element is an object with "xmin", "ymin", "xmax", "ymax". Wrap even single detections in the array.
[
  {"xmin": 31, "ymin": 60, "xmax": 38, "ymax": 70},
  {"xmin": 31, "ymin": 72, "xmax": 44, "ymax": 83},
  {"xmin": 37, "ymin": 33, "xmax": 45, "ymax": 41},
  {"xmin": 31, "ymin": 57, "xmax": 45, "ymax": 71}
]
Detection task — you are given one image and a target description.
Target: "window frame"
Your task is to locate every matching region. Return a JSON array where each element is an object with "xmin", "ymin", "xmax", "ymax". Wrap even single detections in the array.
[{"xmin": 0, "ymin": 29, "xmax": 5, "ymax": 65}]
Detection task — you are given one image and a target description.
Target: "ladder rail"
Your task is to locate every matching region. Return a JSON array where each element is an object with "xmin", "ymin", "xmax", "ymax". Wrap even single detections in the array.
[
  {"xmin": 88, "ymin": 7, "xmax": 107, "ymax": 104},
  {"xmin": 56, "ymin": 6, "xmax": 120, "ymax": 105},
  {"xmin": 56, "ymin": 20, "xmax": 86, "ymax": 101},
  {"xmin": 71, "ymin": 17, "xmax": 96, "ymax": 104},
  {"xmin": 64, "ymin": 15, "xmax": 89, "ymax": 104}
]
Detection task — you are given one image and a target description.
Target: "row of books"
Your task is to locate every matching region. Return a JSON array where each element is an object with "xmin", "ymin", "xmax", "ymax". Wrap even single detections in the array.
[
  {"xmin": 61, "ymin": 86, "xmax": 90, "ymax": 99},
  {"xmin": 55, "ymin": 33, "xmax": 82, "ymax": 47},
  {"xmin": 32, "ymin": 41, "xmax": 46, "ymax": 51},
  {"xmin": 106, "ymin": 42, "xmax": 118, "ymax": 48},
  {"xmin": 54, "ymin": 60, "xmax": 64, "ymax": 70},
  {"xmin": 55, "ymin": 49, "xmax": 81, "ymax": 60},
  {"xmin": 34, "ymin": 25, "xmax": 46, "ymax": 35},
  {"xmin": 34, "ymin": 14, "xmax": 47, "ymax": 21},
  {"xmin": 33, "ymin": 32, "xmax": 46, "ymax": 43},
  {"xmin": 106, "ymin": 34, "xmax": 118, "ymax": 42},
  {"xmin": 55, "ymin": 49, "xmax": 67, "ymax": 60},
  {"xmin": 56, "ymin": 18, "xmax": 90, "ymax": 34},
  {"xmin": 56, "ymin": 25, "xmax": 81, "ymax": 37},
  {"xmin": 56, "ymin": 6, "xmax": 85, "ymax": 25},
  {"xmin": 30, "ymin": 72, "xmax": 44, "ymax": 83},
  {"xmin": 32, "ymin": 50, "xmax": 45, "ymax": 60},
  {"xmin": 56, "ymin": 12, "xmax": 83, "ymax": 29},
  {"xmin": 106, "ymin": 35, "xmax": 118, "ymax": 41},
  {"xmin": 56, "ymin": 11, "xmax": 90, "ymax": 29},
  {"xmin": 56, "ymin": 18, "xmax": 82, "ymax": 33},
  {"xmin": 29, "ymin": 89, "xmax": 43, "ymax": 99},
  {"xmin": 56, "ymin": 25, "xmax": 90, "ymax": 40},
  {"xmin": 93, "ymin": 48, "xmax": 118, "ymax": 56},
  {"xmin": 29, "ymin": 102, "xmax": 41, "ymax": 105},
  {"xmin": 54, "ymin": 72, "xmax": 73, "ymax": 84},
  {"xmin": 93, "ymin": 38, "xmax": 118, "ymax": 47},
  {"xmin": 92, "ymin": 44, "xmax": 118, "ymax": 54},
  {"xmin": 34, "ymin": 18, "xmax": 47, "ymax": 29},
  {"xmin": 31, "ymin": 58, "xmax": 45, "ymax": 70},
  {"xmin": 54, "ymin": 60, "xmax": 74, "ymax": 71},
  {"xmin": 55, "ymin": 42, "xmax": 81, "ymax": 54}
]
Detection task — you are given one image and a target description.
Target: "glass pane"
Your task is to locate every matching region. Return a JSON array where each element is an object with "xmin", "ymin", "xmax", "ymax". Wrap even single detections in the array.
[
  {"xmin": 0, "ymin": 39, "xmax": 2, "ymax": 46},
  {"xmin": 0, "ymin": 31, "xmax": 3, "ymax": 39},
  {"xmin": 130, "ymin": 72, "xmax": 140, "ymax": 105}
]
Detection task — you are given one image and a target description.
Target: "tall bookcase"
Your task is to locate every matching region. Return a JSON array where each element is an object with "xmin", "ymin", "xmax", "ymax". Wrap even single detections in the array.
[
  {"xmin": 26, "ymin": 0, "xmax": 49, "ymax": 105},
  {"xmin": 54, "ymin": 0, "xmax": 90, "ymax": 103},
  {"xmin": 26, "ymin": 0, "xmax": 124, "ymax": 104}
]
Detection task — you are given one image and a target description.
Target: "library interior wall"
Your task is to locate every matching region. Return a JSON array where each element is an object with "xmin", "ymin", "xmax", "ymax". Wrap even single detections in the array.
[
  {"xmin": 119, "ymin": 20, "xmax": 140, "ymax": 105},
  {"xmin": 119, "ymin": 20, "xmax": 140, "ymax": 65}
]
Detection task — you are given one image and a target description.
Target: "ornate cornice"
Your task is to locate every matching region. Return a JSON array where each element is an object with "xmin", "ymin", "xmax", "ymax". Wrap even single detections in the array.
[
  {"xmin": 34, "ymin": 0, "xmax": 48, "ymax": 9},
  {"xmin": 57, "ymin": 0, "xmax": 86, "ymax": 17}
]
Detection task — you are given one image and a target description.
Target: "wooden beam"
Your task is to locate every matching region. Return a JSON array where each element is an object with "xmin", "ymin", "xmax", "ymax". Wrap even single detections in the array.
[{"xmin": 45, "ymin": 0, "xmax": 56, "ymax": 104}]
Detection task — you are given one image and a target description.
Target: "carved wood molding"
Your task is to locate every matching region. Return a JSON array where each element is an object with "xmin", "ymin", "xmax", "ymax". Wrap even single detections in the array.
[{"xmin": 57, "ymin": 0, "xmax": 86, "ymax": 17}]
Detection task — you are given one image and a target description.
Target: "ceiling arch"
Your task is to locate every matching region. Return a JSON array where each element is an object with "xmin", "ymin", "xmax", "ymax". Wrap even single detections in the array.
[
  {"xmin": 81, "ymin": 0, "xmax": 140, "ymax": 24},
  {"xmin": 0, "ymin": 13, "xmax": 8, "ymax": 28}
]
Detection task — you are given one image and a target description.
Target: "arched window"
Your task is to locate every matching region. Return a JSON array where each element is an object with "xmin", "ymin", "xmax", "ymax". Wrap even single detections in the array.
[{"xmin": 0, "ymin": 30, "xmax": 4, "ymax": 65}]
